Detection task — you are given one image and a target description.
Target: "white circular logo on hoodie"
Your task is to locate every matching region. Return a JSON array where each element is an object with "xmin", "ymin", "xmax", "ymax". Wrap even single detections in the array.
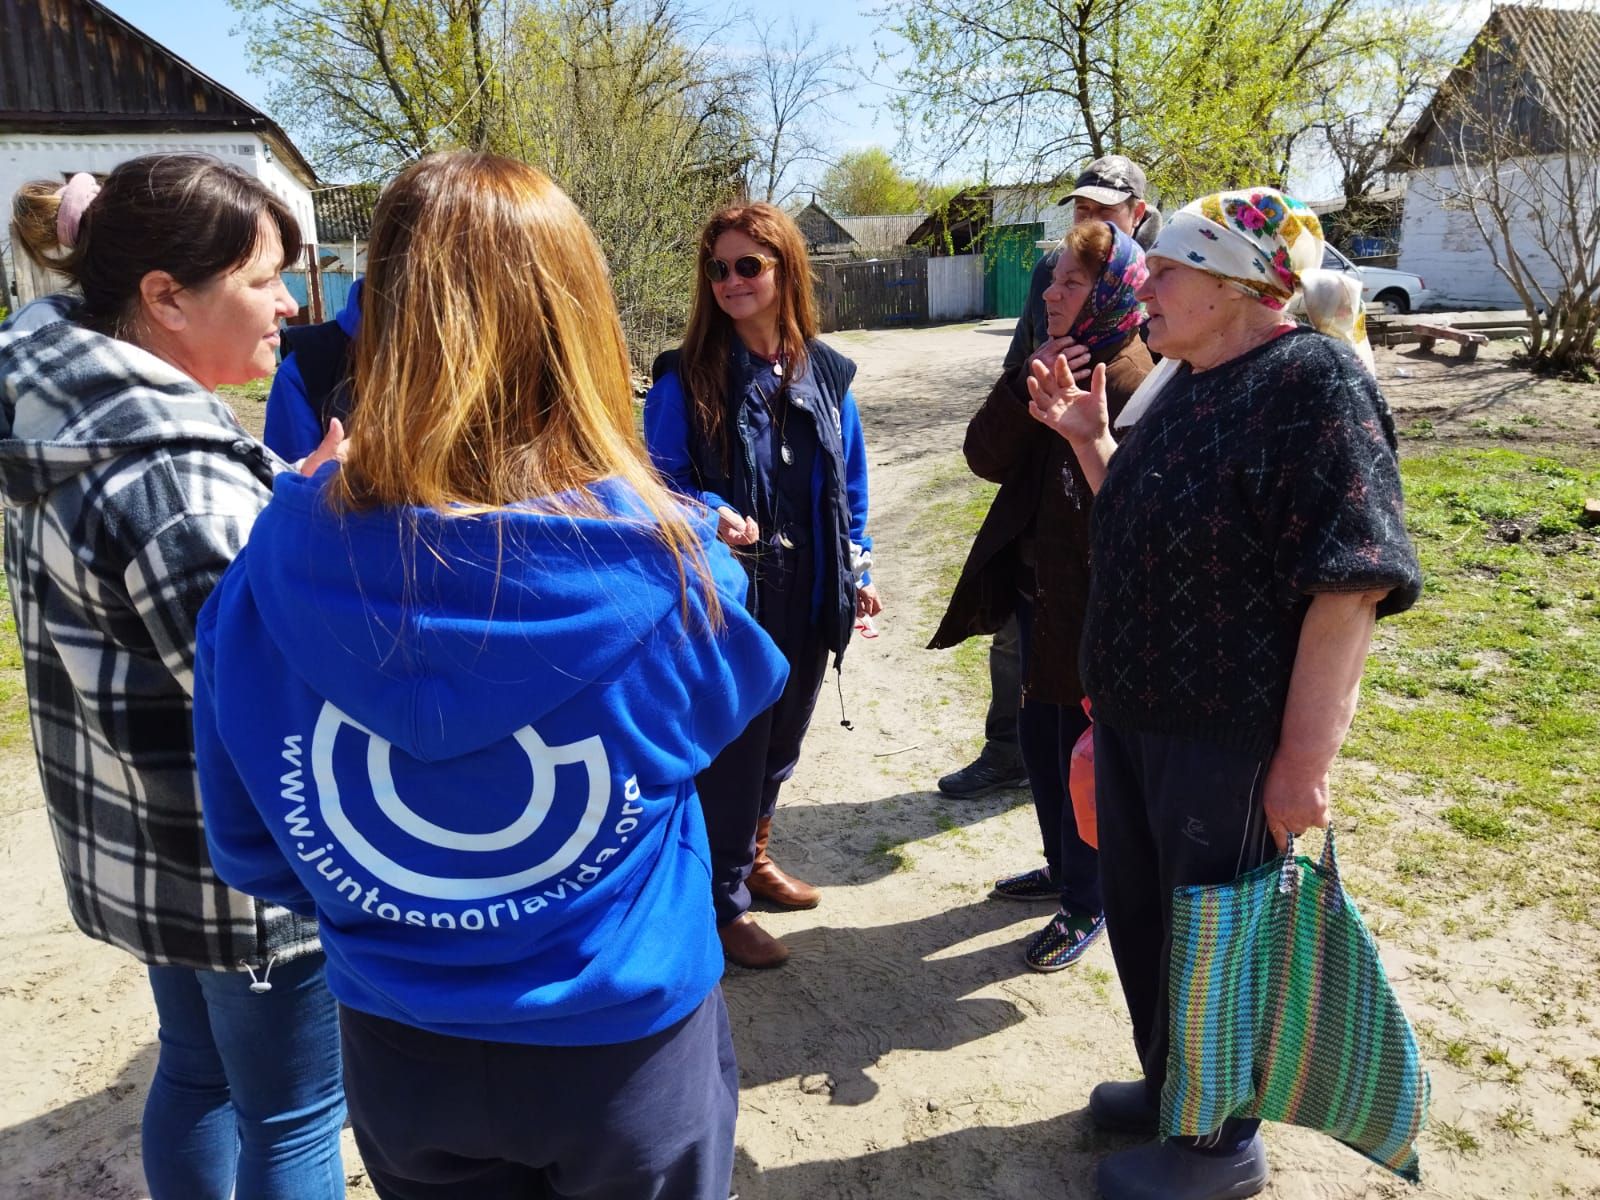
[{"xmin": 309, "ymin": 702, "xmax": 611, "ymax": 901}]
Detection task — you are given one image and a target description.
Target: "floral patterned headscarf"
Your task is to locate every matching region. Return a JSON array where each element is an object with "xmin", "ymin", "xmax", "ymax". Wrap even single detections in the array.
[
  {"xmin": 1065, "ymin": 223, "xmax": 1148, "ymax": 355},
  {"xmin": 1146, "ymin": 187, "xmax": 1372, "ymax": 369},
  {"xmin": 1114, "ymin": 187, "xmax": 1375, "ymax": 431}
]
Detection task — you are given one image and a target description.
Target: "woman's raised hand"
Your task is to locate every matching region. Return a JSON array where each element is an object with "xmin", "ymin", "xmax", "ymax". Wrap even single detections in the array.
[
  {"xmin": 1027, "ymin": 336, "xmax": 1091, "ymax": 385},
  {"xmin": 1028, "ymin": 358, "xmax": 1108, "ymax": 447},
  {"xmin": 715, "ymin": 506, "xmax": 760, "ymax": 547}
]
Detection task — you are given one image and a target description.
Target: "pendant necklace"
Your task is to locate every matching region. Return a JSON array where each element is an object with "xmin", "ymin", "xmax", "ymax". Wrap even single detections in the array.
[{"xmin": 755, "ymin": 349, "xmax": 794, "ymax": 466}]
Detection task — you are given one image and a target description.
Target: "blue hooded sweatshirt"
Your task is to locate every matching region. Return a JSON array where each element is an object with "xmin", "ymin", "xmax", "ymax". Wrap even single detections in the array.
[
  {"xmin": 194, "ymin": 470, "xmax": 788, "ymax": 1045},
  {"xmin": 262, "ymin": 279, "xmax": 363, "ymax": 461}
]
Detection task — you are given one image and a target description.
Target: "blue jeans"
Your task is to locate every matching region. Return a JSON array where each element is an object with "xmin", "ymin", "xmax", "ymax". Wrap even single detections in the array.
[{"xmin": 144, "ymin": 952, "xmax": 346, "ymax": 1199}]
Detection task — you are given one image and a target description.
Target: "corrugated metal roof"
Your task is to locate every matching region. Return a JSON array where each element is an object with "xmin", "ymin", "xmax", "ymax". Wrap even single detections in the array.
[
  {"xmin": 1392, "ymin": 4, "xmax": 1600, "ymax": 168},
  {"xmin": 836, "ymin": 214, "xmax": 927, "ymax": 249},
  {"xmin": 313, "ymin": 183, "xmax": 381, "ymax": 243},
  {"xmin": 0, "ymin": 0, "xmax": 317, "ymax": 184}
]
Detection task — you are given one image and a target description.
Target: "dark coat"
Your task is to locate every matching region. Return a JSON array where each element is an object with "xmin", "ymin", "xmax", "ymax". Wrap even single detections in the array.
[{"xmin": 928, "ymin": 332, "xmax": 1153, "ymax": 706}]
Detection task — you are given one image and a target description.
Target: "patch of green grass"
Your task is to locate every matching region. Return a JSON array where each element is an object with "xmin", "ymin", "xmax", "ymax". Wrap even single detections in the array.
[
  {"xmin": 910, "ymin": 464, "xmax": 1001, "ymax": 707},
  {"xmin": 1402, "ymin": 417, "xmax": 1436, "ymax": 439},
  {"xmin": 1439, "ymin": 1036, "xmax": 1475, "ymax": 1070},
  {"xmin": 1343, "ymin": 447, "xmax": 1600, "ymax": 929},
  {"xmin": 1442, "ymin": 802, "xmax": 1518, "ymax": 843},
  {"xmin": 1431, "ymin": 1118, "xmax": 1482, "ymax": 1155},
  {"xmin": 217, "ymin": 377, "xmax": 271, "ymax": 405},
  {"xmin": 1481, "ymin": 1046, "xmax": 1526, "ymax": 1086},
  {"xmin": 1493, "ymin": 1104, "xmax": 1535, "ymax": 1139},
  {"xmin": 869, "ymin": 835, "xmax": 914, "ymax": 873},
  {"xmin": 0, "ymin": 559, "xmax": 29, "ymax": 751}
]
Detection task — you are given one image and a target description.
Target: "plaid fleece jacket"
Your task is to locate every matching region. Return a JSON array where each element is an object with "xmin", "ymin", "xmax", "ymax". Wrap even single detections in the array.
[{"xmin": 0, "ymin": 310, "xmax": 319, "ymax": 970}]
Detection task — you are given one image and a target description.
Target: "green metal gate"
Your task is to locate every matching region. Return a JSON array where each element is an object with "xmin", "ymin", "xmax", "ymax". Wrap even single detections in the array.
[{"xmin": 984, "ymin": 222, "xmax": 1045, "ymax": 319}]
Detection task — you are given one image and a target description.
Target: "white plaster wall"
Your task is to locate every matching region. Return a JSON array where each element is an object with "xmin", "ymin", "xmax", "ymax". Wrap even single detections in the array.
[
  {"xmin": 1398, "ymin": 159, "xmax": 1596, "ymax": 309},
  {"xmin": 254, "ymin": 147, "xmax": 318, "ymax": 251},
  {"xmin": 2, "ymin": 131, "xmax": 318, "ymax": 304}
]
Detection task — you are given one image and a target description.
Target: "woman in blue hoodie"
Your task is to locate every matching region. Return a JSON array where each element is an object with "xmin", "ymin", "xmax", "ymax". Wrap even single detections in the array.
[
  {"xmin": 193, "ymin": 153, "xmax": 789, "ymax": 1200},
  {"xmin": 644, "ymin": 203, "xmax": 879, "ymax": 969}
]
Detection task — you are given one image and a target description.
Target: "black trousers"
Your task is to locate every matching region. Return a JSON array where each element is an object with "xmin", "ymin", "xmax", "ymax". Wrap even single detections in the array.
[
  {"xmin": 340, "ymin": 989, "xmax": 738, "ymax": 1200},
  {"xmin": 983, "ymin": 615, "xmax": 1022, "ymax": 762},
  {"xmin": 696, "ymin": 547, "xmax": 830, "ymax": 927},
  {"xmin": 1014, "ymin": 594, "xmax": 1099, "ymax": 914},
  {"xmin": 1093, "ymin": 720, "xmax": 1273, "ymax": 1149}
]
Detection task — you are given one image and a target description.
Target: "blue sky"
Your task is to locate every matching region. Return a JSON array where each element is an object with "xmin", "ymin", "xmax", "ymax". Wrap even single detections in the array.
[{"xmin": 98, "ymin": 0, "xmax": 906, "ymax": 177}]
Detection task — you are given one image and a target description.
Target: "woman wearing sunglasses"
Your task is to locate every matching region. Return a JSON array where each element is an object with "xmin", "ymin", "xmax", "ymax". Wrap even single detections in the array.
[{"xmin": 645, "ymin": 203, "xmax": 880, "ymax": 969}]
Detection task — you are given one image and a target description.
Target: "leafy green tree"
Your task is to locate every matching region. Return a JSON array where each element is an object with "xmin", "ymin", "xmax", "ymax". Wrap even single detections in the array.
[
  {"xmin": 884, "ymin": 0, "xmax": 1428, "ymax": 202},
  {"xmin": 232, "ymin": 0, "xmax": 749, "ymax": 364},
  {"xmin": 817, "ymin": 147, "xmax": 922, "ymax": 214}
]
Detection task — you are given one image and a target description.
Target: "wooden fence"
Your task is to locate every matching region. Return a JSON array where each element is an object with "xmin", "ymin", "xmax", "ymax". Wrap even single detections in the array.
[{"xmin": 813, "ymin": 257, "xmax": 929, "ymax": 332}]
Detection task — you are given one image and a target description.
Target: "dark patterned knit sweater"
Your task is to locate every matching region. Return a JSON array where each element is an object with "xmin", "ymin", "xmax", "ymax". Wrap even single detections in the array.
[{"xmin": 1080, "ymin": 328, "xmax": 1422, "ymax": 757}]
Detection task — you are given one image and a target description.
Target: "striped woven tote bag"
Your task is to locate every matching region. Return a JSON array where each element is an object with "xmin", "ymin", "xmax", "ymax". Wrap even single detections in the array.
[{"xmin": 1160, "ymin": 828, "xmax": 1430, "ymax": 1181}]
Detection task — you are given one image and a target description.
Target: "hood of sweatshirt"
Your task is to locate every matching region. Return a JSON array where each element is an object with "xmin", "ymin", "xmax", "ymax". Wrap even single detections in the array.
[
  {"xmin": 242, "ymin": 470, "xmax": 737, "ymax": 761},
  {"xmin": 196, "ymin": 469, "xmax": 787, "ymax": 1043},
  {"xmin": 0, "ymin": 317, "xmax": 266, "ymax": 508}
]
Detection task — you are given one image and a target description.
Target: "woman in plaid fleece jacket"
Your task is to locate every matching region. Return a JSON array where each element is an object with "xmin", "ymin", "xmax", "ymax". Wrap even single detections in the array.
[{"xmin": 0, "ymin": 158, "xmax": 346, "ymax": 1197}]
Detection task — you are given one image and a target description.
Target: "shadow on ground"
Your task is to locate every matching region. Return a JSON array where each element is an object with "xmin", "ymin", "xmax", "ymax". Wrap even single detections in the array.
[
  {"xmin": 731, "ymin": 1112, "xmax": 1130, "ymax": 1200},
  {"xmin": 0, "ymin": 1043, "xmax": 153, "ymax": 1198},
  {"xmin": 722, "ymin": 892, "xmax": 1061, "ymax": 1105},
  {"xmin": 765, "ymin": 786, "xmax": 1038, "ymax": 890}
]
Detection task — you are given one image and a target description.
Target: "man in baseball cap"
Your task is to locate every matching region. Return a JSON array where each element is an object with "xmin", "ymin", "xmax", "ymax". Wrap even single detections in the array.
[
  {"xmin": 1003, "ymin": 154, "xmax": 1160, "ymax": 388},
  {"xmin": 1061, "ymin": 155, "xmax": 1147, "ymax": 211}
]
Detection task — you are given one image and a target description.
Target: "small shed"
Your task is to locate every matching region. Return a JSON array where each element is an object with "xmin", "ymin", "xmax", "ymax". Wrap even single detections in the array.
[
  {"xmin": 906, "ymin": 188, "xmax": 993, "ymax": 256},
  {"xmin": 1387, "ymin": 4, "xmax": 1600, "ymax": 306},
  {"xmin": 793, "ymin": 201, "xmax": 856, "ymax": 257},
  {"xmin": 1, "ymin": 0, "xmax": 322, "ymax": 312},
  {"xmin": 1307, "ymin": 187, "xmax": 1406, "ymax": 262}
]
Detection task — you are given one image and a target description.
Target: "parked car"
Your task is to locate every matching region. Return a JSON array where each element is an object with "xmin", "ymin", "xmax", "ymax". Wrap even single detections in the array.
[{"xmin": 1321, "ymin": 245, "xmax": 1432, "ymax": 314}]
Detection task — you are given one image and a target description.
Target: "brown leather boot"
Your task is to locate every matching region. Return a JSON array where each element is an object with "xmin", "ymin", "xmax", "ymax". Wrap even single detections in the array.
[
  {"xmin": 719, "ymin": 913, "xmax": 789, "ymax": 969},
  {"xmin": 748, "ymin": 816, "xmax": 821, "ymax": 910}
]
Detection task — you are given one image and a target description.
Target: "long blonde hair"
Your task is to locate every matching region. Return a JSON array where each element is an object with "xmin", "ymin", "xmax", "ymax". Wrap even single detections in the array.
[
  {"xmin": 680, "ymin": 203, "xmax": 818, "ymax": 463},
  {"xmin": 333, "ymin": 151, "xmax": 718, "ymax": 623}
]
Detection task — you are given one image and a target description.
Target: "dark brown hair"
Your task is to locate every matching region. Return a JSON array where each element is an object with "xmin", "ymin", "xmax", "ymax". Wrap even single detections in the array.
[
  {"xmin": 11, "ymin": 154, "xmax": 302, "ymax": 337},
  {"xmin": 680, "ymin": 203, "xmax": 817, "ymax": 461}
]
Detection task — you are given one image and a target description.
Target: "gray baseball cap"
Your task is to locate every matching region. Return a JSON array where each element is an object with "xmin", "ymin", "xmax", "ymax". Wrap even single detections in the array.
[{"xmin": 1060, "ymin": 155, "xmax": 1147, "ymax": 206}]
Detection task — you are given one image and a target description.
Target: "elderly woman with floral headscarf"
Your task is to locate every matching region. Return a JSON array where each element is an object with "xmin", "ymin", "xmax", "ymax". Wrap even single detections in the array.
[
  {"xmin": 930, "ymin": 219, "xmax": 1152, "ymax": 971},
  {"xmin": 1028, "ymin": 190, "xmax": 1421, "ymax": 1200}
]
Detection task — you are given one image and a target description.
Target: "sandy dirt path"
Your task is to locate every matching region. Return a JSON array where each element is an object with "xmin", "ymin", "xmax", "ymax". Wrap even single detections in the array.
[{"xmin": 1, "ymin": 323, "xmax": 1597, "ymax": 1199}]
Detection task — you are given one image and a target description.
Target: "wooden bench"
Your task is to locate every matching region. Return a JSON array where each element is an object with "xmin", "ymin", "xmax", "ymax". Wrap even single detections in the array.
[{"xmin": 1412, "ymin": 322, "xmax": 1490, "ymax": 361}]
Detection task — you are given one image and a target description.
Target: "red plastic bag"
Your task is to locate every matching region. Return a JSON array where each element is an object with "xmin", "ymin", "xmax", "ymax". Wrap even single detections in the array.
[{"xmin": 1068, "ymin": 697, "xmax": 1097, "ymax": 850}]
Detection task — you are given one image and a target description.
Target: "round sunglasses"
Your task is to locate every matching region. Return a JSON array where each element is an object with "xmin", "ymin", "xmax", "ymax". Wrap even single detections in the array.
[{"xmin": 704, "ymin": 253, "xmax": 778, "ymax": 283}]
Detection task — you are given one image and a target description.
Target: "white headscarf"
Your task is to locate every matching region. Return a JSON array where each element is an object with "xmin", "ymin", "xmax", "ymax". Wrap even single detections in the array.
[{"xmin": 1115, "ymin": 188, "xmax": 1374, "ymax": 429}]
